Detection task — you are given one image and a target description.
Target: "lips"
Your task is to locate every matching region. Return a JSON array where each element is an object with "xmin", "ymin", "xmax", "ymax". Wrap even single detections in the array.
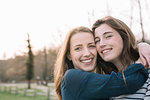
[
  {"xmin": 101, "ymin": 48, "xmax": 112, "ymax": 55},
  {"xmin": 81, "ymin": 58, "xmax": 92, "ymax": 63}
]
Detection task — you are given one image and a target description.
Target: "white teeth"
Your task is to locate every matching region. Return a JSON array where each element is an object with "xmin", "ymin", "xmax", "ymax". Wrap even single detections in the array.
[
  {"xmin": 102, "ymin": 50, "xmax": 110, "ymax": 54},
  {"xmin": 81, "ymin": 59, "xmax": 92, "ymax": 63}
]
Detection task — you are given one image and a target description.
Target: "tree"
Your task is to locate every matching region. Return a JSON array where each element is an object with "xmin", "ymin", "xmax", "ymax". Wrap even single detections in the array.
[
  {"xmin": 137, "ymin": 0, "xmax": 145, "ymax": 42},
  {"xmin": 42, "ymin": 46, "xmax": 48, "ymax": 85},
  {"xmin": 26, "ymin": 34, "xmax": 34, "ymax": 89},
  {"xmin": 130, "ymin": 0, "xmax": 134, "ymax": 28}
]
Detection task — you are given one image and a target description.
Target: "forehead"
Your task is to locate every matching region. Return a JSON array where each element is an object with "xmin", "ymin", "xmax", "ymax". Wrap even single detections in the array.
[
  {"xmin": 95, "ymin": 24, "xmax": 114, "ymax": 35},
  {"xmin": 70, "ymin": 32, "xmax": 94, "ymax": 45}
]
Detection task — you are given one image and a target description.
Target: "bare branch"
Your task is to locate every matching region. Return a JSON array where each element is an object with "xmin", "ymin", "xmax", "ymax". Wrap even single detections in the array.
[{"xmin": 137, "ymin": 0, "xmax": 145, "ymax": 42}]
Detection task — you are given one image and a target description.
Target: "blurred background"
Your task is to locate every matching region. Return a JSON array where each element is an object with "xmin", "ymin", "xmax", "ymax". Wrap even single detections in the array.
[{"xmin": 0, "ymin": 0, "xmax": 150, "ymax": 99}]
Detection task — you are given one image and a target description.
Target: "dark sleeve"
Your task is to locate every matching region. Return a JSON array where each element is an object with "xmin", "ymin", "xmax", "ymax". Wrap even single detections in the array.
[{"xmin": 61, "ymin": 63, "xmax": 148, "ymax": 100}]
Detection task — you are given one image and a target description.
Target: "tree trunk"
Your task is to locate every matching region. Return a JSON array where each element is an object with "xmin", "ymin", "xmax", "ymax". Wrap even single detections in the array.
[
  {"xmin": 137, "ymin": 0, "xmax": 145, "ymax": 42},
  {"xmin": 28, "ymin": 80, "xmax": 31, "ymax": 89}
]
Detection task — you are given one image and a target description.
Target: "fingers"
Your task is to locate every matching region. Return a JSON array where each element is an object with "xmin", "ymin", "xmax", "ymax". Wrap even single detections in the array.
[
  {"xmin": 146, "ymin": 56, "xmax": 150, "ymax": 68},
  {"xmin": 139, "ymin": 53, "xmax": 147, "ymax": 66},
  {"xmin": 141, "ymin": 55, "xmax": 150, "ymax": 69},
  {"xmin": 137, "ymin": 42, "xmax": 150, "ymax": 68}
]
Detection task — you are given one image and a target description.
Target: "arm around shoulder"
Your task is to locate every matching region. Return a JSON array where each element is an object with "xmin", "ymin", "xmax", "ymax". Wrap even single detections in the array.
[{"xmin": 61, "ymin": 64, "xmax": 148, "ymax": 99}]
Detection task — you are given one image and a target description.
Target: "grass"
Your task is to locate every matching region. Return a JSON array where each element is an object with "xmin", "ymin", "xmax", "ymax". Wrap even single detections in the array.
[{"xmin": 0, "ymin": 92, "xmax": 47, "ymax": 100}]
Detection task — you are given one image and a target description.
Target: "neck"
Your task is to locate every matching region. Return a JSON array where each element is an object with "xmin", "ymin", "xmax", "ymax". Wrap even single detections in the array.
[
  {"xmin": 114, "ymin": 62, "xmax": 124, "ymax": 72},
  {"xmin": 114, "ymin": 61, "xmax": 133, "ymax": 72},
  {"xmin": 112, "ymin": 59, "xmax": 124, "ymax": 72}
]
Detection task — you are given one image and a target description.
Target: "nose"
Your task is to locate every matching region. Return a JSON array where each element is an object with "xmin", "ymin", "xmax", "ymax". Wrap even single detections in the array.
[
  {"xmin": 83, "ymin": 48, "xmax": 91, "ymax": 57},
  {"xmin": 99, "ymin": 39, "xmax": 106, "ymax": 48}
]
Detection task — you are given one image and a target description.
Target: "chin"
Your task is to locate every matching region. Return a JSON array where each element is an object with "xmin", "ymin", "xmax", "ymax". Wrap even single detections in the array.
[
  {"xmin": 103, "ymin": 57, "xmax": 112, "ymax": 62},
  {"xmin": 86, "ymin": 68, "xmax": 94, "ymax": 72}
]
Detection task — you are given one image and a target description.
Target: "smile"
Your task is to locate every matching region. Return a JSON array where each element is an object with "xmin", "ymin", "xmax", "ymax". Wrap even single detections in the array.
[
  {"xmin": 101, "ymin": 48, "xmax": 112, "ymax": 55},
  {"xmin": 81, "ymin": 58, "xmax": 93, "ymax": 63}
]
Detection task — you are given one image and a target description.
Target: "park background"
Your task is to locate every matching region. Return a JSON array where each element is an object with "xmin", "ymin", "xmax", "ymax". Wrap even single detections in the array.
[{"xmin": 0, "ymin": 0, "xmax": 150, "ymax": 100}]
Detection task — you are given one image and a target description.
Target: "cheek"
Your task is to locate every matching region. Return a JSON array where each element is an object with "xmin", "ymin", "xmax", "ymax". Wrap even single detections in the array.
[
  {"xmin": 115, "ymin": 39, "xmax": 123, "ymax": 55},
  {"xmin": 96, "ymin": 45, "xmax": 101, "ymax": 55},
  {"xmin": 116, "ymin": 35, "xmax": 123, "ymax": 45},
  {"xmin": 96, "ymin": 44, "xmax": 99, "ymax": 51},
  {"xmin": 71, "ymin": 52, "xmax": 81, "ymax": 60},
  {"xmin": 94, "ymin": 50, "xmax": 97, "ymax": 57},
  {"xmin": 118, "ymin": 39, "xmax": 124, "ymax": 50},
  {"xmin": 91, "ymin": 48, "xmax": 97, "ymax": 56}
]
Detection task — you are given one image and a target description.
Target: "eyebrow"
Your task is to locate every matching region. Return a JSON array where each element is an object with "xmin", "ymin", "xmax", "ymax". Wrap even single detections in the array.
[
  {"xmin": 74, "ymin": 44, "xmax": 82, "ymax": 47},
  {"xmin": 88, "ymin": 42, "xmax": 95, "ymax": 45},
  {"xmin": 73, "ymin": 42, "xmax": 95, "ymax": 47},
  {"xmin": 103, "ymin": 31, "xmax": 113, "ymax": 35},
  {"xmin": 94, "ymin": 31, "xmax": 113, "ymax": 39},
  {"xmin": 94, "ymin": 37, "xmax": 99, "ymax": 40}
]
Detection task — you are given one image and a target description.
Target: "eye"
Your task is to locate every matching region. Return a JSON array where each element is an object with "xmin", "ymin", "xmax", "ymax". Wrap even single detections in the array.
[
  {"xmin": 74, "ymin": 47, "xmax": 81, "ymax": 51},
  {"xmin": 89, "ymin": 44, "xmax": 96, "ymax": 48},
  {"xmin": 95, "ymin": 39, "xmax": 100, "ymax": 44},
  {"xmin": 106, "ymin": 35, "xmax": 113, "ymax": 39}
]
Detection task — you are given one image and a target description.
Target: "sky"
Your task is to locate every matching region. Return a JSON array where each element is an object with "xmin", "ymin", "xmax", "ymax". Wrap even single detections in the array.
[{"xmin": 0, "ymin": 0, "xmax": 150, "ymax": 60}]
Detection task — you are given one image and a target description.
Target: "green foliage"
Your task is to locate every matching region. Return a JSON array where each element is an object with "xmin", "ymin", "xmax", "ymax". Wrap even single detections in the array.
[{"xmin": 26, "ymin": 34, "xmax": 34, "ymax": 89}]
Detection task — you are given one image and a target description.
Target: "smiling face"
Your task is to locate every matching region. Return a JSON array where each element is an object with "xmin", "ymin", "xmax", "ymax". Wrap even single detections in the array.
[
  {"xmin": 68, "ymin": 32, "xmax": 97, "ymax": 72},
  {"xmin": 94, "ymin": 24, "xmax": 123, "ymax": 67}
]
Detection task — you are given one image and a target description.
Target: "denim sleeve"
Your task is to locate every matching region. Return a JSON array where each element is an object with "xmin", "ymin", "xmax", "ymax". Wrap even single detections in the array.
[{"xmin": 61, "ymin": 64, "xmax": 148, "ymax": 100}]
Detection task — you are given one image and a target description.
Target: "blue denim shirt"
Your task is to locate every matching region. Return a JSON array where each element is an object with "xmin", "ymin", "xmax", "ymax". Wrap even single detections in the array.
[{"xmin": 61, "ymin": 64, "xmax": 148, "ymax": 100}]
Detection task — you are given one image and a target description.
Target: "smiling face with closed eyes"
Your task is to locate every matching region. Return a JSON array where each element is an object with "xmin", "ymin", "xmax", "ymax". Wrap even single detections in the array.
[
  {"xmin": 94, "ymin": 24, "xmax": 123, "ymax": 68},
  {"xmin": 67, "ymin": 32, "xmax": 97, "ymax": 72}
]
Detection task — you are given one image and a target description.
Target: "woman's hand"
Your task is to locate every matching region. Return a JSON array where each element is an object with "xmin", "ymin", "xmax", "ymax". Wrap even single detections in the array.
[
  {"xmin": 136, "ymin": 58, "xmax": 143, "ymax": 64},
  {"xmin": 137, "ymin": 42, "xmax": 150, "ymax": 68}
]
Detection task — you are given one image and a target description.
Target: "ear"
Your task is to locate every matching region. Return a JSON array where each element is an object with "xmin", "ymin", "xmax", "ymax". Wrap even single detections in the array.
[{"xmin": 67, "ymin": 53, "xmax": 72, "ymax": 61}]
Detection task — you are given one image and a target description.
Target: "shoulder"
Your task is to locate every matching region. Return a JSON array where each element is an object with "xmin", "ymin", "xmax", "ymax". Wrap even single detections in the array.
[
  {"xmin": 124, "ymin": 63, "xmax": 148, "ymax": 76},
  {"xmin": 64, "ymin": 69, "xmax": 81, "ymax": 76},
  {"xmin": 127, "ymin": 63, "xmax": 144, "ymax": 70},
  {"xmin": 63, "ymin": 69, "xmax": 90, "ymax": 82},
  {"xmin": 64, "ymin": 69, "xmax": 82, "ymax": 78},
  {"xmin": 61, "ymin": 69, "xmax": 92, "ymax": 95}
]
